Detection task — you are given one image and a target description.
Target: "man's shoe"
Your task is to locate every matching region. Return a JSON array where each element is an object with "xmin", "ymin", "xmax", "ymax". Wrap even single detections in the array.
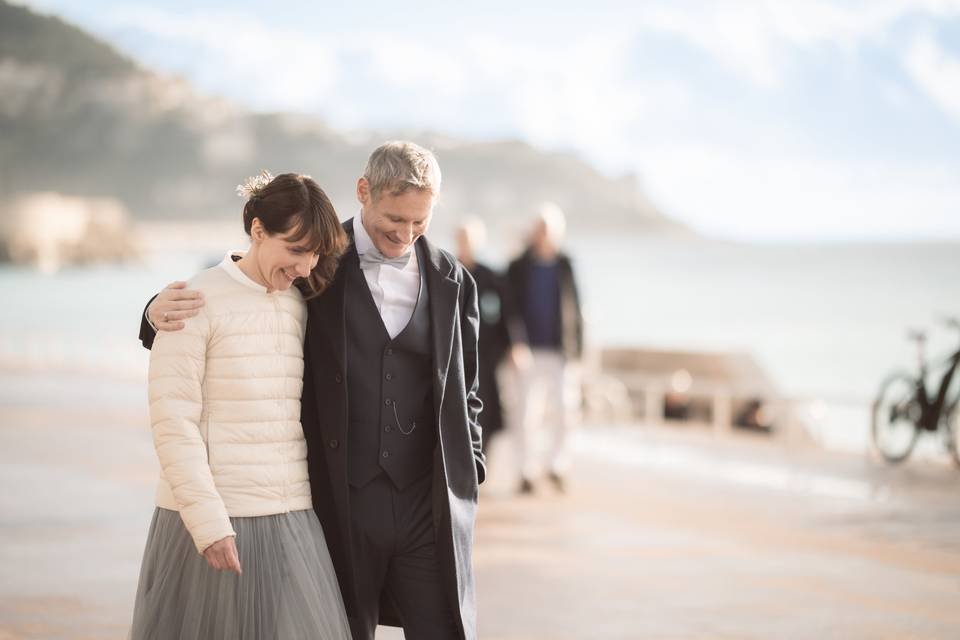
[
  {"xmin": 547, "ymin": 472, "xmax": 566, "ymax": 493},
  {"xmin": 517, "ymin": 478, "xmax": 535, "ymax": 495}
]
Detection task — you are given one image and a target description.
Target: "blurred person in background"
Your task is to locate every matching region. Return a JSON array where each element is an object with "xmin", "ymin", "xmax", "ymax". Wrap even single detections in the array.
[
  {"xmin": 130, "ymin": 173, "xmax": 352, "ymax": 639},
  {"xmin": 506, "ymin": 202, "xmax": 584, "ymax": 494},
  {"xmin": 455, "ymin": 217, "xmax": 527, "ymax": 456},
  {"xmin": 139, "ymin": 142, "xmax": 485, "ymax": 640}
]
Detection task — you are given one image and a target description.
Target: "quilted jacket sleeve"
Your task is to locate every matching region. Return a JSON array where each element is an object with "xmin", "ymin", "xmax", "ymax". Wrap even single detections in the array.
[{"xmin": 147, "ymin": 304, "xmax": 235, "ymax": 554}]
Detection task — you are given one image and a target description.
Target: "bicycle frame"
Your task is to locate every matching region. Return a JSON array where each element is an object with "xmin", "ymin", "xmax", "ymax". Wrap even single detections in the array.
[{"xmin": 916, "ymin": 349, "xmax": 960, "ymax": 431}]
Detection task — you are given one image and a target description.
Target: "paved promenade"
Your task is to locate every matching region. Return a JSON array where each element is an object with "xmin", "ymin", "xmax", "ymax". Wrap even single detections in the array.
[
  {"xmin": 2, "ymin": 374, "xmax": 960, "ymax": 639},
  {"xmin": 472, "ymin": 426, "xmax": 960, "ymax": 639}
]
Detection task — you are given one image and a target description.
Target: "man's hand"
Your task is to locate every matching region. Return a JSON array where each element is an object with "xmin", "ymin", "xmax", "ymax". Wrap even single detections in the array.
[
  {"xmin": 148, "ymin": 281, "xmax": 204, "ymax": 331},
  {"xmin": 202, "ymin": 536, "xmax": 241, "ymax": 574},
  {"xmin": 509, "ymin": 343, "xmax": 532, "ymax": 371}
]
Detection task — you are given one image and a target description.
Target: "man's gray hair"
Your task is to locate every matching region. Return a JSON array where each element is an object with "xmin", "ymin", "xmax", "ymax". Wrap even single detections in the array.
[{"xmin": 363, "ymin": 141, "xmax": 442, "ymax": 200}]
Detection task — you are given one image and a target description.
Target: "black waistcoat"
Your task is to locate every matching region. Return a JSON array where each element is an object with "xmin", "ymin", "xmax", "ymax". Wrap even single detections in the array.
[{"xmin": 345, "ymin": 243, "xmax": 437, "ymax": 490}]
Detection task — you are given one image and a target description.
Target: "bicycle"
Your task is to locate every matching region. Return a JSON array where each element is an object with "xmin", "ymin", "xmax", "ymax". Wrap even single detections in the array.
[{"xmin": 871, "ymin": 318, "xmax": 960, "ymax": 465}]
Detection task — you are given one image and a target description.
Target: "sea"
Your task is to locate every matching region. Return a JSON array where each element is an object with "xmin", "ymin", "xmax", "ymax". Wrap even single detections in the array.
[{"xmin": 2, "ymin": 226, "xmax": 958, "ymax": 455}]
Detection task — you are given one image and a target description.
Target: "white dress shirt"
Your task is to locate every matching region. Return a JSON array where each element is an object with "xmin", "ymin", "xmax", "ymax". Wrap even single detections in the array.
[{"xmin": 354, "ymin": 215, "xmax": 421, "ymax": 339}]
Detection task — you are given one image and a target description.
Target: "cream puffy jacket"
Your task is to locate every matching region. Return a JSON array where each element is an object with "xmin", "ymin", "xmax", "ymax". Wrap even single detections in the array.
[{"xmin": 148, "ymin": 253, "xmax": 312, "ymax": 553}]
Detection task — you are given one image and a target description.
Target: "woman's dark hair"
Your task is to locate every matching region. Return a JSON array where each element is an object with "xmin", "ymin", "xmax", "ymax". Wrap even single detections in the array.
[{"xmin": 241, "ymin": 173, "xmax": 347, "ymax": 299}]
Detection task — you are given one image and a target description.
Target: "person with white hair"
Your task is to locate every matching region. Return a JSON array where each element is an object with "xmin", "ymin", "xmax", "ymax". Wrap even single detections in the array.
[{"xmin": 506, "ymin": 202, "xmax": 584, "ymax": 494}]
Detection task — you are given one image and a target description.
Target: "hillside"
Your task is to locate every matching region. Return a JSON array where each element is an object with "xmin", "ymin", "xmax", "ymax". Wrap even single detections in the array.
[{"xmin": 0, "ymin": 1, "xmax": 685, "ymax": 237}]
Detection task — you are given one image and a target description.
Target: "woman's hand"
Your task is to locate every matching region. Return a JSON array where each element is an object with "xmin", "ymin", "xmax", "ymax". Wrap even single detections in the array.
[
  {"xmin": 202, "ymin": 536, "xmax": 242, "ymax": 575},
  {"xmin": 148, "ymin": 281, "xmax": 205, "ymax": 331}
]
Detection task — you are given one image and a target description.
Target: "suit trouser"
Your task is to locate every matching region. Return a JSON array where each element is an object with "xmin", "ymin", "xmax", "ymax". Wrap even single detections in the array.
[
  {"xmin": 513, "ymin": 348, "xmax": 580, "ymax": 480},
  {"xmin": 347, "ymin": 472, "xmax": 459, "ymax": 640}
]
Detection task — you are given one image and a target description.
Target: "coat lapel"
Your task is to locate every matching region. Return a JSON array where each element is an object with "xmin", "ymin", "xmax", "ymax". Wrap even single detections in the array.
[
  {"xmin": 310, "ymin": 223, "xmax": 458, "ymax": 421},
  {"xmin": 423, "ymin": 236, "xmax": 460, "ymax": 414}
]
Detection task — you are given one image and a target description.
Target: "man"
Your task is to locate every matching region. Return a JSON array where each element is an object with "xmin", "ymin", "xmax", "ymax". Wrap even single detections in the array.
[
  {"xmin": 140, "ymin": 142, "xmax": 484, "ymax": 640},
  {"xmin": 506, "ymin": 202, "xmax": 583, "ymax": 494}
]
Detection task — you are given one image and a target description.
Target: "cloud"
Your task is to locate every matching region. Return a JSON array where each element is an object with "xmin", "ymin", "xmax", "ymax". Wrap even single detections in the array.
[
  {"xmin": 69, "ymin": 1, "xmax": 960, "ymax": 241},
  {"xmin": 459, "ymin": 33, "xmax": 672, "ymax": 170},
  {"xmin": 104, "ymin": 12, "xmax": 671, "ymax": 174},
  {"xmin": 635, "ymin": 141, "xmax": 960, "ymax": 241},
  {"xmin": 903, "ymin": 33, "xmax": 960, "ymax": 121},
  {"xmin": 102, "ymin": 7, "xmax": 342, "ymax": 113},
  {"xmin": 630, "ymin": 0, "xmax": 960, "ymax": 87}
]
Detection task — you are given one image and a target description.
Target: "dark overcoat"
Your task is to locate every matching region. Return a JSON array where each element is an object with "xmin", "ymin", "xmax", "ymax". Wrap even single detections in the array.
[{"xmin": 301, "ymin": 219, "xmax": 485, "ymax": 639}]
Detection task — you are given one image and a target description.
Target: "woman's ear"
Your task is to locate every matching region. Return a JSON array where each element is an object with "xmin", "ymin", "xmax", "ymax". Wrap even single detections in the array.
[{"xmin": 250, "ymin": 217, "xmax": 265, "ymax": 243}]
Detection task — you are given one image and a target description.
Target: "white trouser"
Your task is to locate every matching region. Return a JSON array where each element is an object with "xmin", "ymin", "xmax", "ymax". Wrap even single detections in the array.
[{"xmin": 511, "ymin": 349, "xmax": 580, "ymax": 480}]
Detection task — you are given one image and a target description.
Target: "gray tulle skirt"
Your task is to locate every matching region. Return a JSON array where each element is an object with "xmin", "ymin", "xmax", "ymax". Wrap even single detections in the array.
[{"xmin": 130, "ymin": 507, "xmax": 351, "ymax": 640}]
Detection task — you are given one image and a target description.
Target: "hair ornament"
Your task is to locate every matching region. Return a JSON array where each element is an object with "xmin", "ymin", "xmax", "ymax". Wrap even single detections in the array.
[{"xmin": 236, "ymin": 170, "xmax": 275, "ymax": 200}]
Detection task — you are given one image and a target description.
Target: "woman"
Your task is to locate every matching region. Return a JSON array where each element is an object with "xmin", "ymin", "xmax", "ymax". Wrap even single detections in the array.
[{"xmin": 130, "ymin": 172, "xmax": 351, "ymax": 639}]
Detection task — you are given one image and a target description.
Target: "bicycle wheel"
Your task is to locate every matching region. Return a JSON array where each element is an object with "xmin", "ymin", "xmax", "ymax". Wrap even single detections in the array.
[{"xmin": 871, "ymin": 372, "xmax": 922, "ymax": 463}]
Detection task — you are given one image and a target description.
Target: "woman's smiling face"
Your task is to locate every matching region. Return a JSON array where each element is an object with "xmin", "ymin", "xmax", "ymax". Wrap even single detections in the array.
[{"xmin": 250, "ymin": 221, "xmax": 320, "ymax": 292}]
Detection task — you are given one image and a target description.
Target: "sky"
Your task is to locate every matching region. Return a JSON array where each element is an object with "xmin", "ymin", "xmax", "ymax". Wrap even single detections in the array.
[{"xmin": 19, "ymin": 0, "xmax": 960, "ymax": 242}]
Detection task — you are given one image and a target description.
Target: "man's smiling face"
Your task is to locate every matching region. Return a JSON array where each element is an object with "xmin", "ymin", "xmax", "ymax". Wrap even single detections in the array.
[{"xmin": 357, "ymin": 178, "xmax": 435, "ymax": 258}]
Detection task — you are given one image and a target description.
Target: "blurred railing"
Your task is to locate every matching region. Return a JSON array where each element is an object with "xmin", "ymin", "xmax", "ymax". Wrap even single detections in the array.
[{"xmin": 580, "ymin": 345, "xmax": 889, "ymax": 457}]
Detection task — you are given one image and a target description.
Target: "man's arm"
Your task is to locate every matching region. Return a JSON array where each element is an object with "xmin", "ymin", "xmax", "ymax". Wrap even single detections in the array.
[
  {"xmin": 139, "ymin": 294, "xmax": 160, "ymax": 349},
  {"xmin": 459, "ymin": 267, "xmax": 486, "ymax": 484},
  {"xmin": 139, "ymin": 281, "xmax": 206, "ymax": 350},
  {"xmin": 563, "ymin": 257, "xmax": 585, "ymax": 360},
  {"xmin": 503, "ymin": 259, "xmax": 532, "ymax": 369},
  {"xmin": 492, "ymin": 270, "xmax": 521, "ymax": 349}
]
